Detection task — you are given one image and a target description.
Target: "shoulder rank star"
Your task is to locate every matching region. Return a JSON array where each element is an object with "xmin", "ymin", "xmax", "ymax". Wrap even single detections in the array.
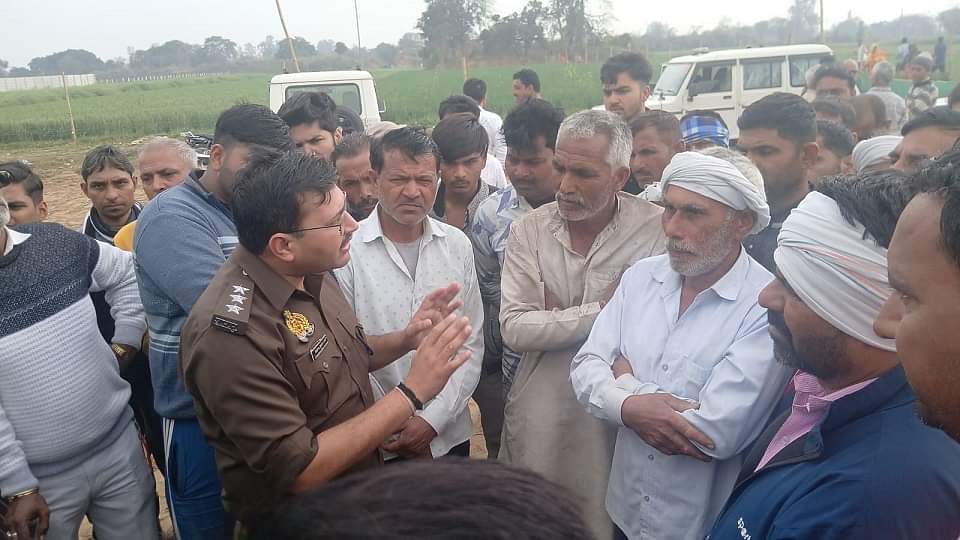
[{"xmin": 283, "ymin": 310, "xmax": 315, "ymax": 343}]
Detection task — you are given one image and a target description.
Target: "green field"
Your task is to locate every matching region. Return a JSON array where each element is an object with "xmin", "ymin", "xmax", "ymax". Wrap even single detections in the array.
[
  {"xmin": 1, "ymin": 43, "xmax": 958, "ymax": 144},
  {"xmin": 0, "ymin": 64, "xmax": 606, "ymax": 144}
]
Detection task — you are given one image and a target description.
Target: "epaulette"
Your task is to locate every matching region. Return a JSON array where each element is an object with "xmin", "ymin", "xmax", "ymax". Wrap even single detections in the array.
[{"xmin": 210, "ymin": 274, "xmax": 255, "ymax": 335}]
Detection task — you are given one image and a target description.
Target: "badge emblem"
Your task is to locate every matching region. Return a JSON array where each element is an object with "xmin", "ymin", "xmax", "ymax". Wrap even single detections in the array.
[{"xmin": 283, "ymin": 310, "xmax": 315, "ymax": 343}]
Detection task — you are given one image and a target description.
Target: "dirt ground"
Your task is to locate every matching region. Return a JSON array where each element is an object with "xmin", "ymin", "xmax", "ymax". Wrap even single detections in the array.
[{"xmin": 0, "ymin": 139, "xmax": 489, "ymax": 538}]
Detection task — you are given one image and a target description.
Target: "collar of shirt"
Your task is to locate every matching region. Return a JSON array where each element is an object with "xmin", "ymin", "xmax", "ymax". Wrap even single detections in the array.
[
  {"xmin": 791, "ymin": 370, "xmax": 878, "ymax": 413},
  {"xmin": 231, "ymin": 244, "xmax": 322, "ymax": 311},
  {"xmin": 548, "ymin": 192, "xmax": 624, "ymax": 255},
  {"xmin": 2, "ymin": 227, "xmax": 30, "ymax": 256},
  {"xmin": 184, "ymin": 173, "xmax": 234, "ymax": 221},
  {"xmin": 432, "ymin": 180, "xmax": 494, "ymax": 225},
  {"xmin": 913, "ymin": 79, "xmax": 934, "ymax": 88},
  {"xmin": 498, "ymin": 185, "xmax": 532, "ymax": 215},
  {"xmin": 358, "ymin": 208, "xmax": 447, "ymax": 247},
  {"xmin": 651, "ymin": 245, "xmax": 752, "ymax": 302}
]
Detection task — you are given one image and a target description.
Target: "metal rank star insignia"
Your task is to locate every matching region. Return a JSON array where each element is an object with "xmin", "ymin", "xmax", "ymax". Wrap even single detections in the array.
[{"xmin": 283, "ymin": 310, "xmax": 315, "ymax": 343}]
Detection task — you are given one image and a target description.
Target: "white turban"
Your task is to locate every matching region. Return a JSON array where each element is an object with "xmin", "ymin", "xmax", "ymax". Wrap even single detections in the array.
[
  {"xmin": 852, "ymin": 135, "xmax": 902, "ymax": 173},
  {"xmin": 775, "ymin": 191, "xmax": 896, "ymax": 352},
  {"xmin": 660, "ymin": 151, "xmax": 771, "ymax": 234}
]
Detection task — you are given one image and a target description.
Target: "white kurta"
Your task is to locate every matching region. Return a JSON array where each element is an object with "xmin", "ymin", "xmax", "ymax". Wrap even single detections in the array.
[{"xmin": 498, "ymin": 193, "xmax": 666, "ymax": 539}]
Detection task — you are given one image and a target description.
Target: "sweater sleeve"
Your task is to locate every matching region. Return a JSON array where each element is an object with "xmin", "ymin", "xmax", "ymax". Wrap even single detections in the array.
[
  {"xmin": 0, "ymin": 400, "xmax": 38, "ymax": 497},
  {"xmin": 88, "ymin": 240, "xmax": 146, "ymax": 349}
]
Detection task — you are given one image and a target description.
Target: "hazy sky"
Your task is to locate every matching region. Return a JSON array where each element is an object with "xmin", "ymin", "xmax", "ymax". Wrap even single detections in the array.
[{"xmin": 2, "ymin": 0, "xmax": 957, "ymax": 67}]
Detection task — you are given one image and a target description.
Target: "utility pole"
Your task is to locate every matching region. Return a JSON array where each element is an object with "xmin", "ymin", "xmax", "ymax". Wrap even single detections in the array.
[
  {"xmin": 61, "ymin": 73, "xmax": 77, "ymax": 144},
  {"xmin": 275, "ymin": 0, "xmax": 301, "ymax": 72},
  {"xmin": 820, "ymin": 0, "xmax": 826, "ymax": 44},
  {"xmin": 353, "ymin": 0, "xmax": 364, "ymax": 66}
]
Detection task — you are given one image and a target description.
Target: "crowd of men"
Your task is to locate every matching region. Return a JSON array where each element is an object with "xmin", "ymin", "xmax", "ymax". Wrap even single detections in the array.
[{"xmin": 3, "ymin": 49, "xmax": 960, "ymax": 540}]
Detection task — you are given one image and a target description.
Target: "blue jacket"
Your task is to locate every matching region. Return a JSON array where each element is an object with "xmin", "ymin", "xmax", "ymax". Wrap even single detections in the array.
[
  {"xmin": 708, "ymin": 366, "xmax": 960, "ymax": 540},
  {"xmin": 134, "ymin": 174, "xmax": 237, "ymax": 418}
]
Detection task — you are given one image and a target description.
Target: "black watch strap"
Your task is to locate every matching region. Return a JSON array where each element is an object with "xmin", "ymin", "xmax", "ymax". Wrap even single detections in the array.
[{"xmin": 396, "ymin": 382, "xmax": 424, "ymax": 411}]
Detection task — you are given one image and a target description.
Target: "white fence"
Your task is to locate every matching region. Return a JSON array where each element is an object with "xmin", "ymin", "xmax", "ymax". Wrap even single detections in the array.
[
  {"xmin": 99, "ymin": 72, "xmax": 225, "ymax": 84},
  {"xmin": 0, "ymin": 74, "xmax": 96, "ymax": 92}
]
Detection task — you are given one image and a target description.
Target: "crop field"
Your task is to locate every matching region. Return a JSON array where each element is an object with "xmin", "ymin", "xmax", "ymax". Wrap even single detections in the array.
[{"xmin": 0, "ymin": 63, "xmax": 613, "ymax": 144}]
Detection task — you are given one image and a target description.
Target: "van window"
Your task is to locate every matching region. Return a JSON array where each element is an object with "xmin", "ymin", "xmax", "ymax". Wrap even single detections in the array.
[
  {"xmin": 285, "ymin": 83, "xmax": 363, "ymax": 114},
  {"xmin": 653, "ymin": 63, "xmax": 692, "ymax": 96},
  {"xmin": 789, "ymin": 56, "xmax": 823, "ymax": 88},
  {"xmin": 688, "ymin": 62, "xmax": 733, "ymax": 95},
  {"xmin": 743, "ymin": 59, "xmax": 783, "ymax": 90}
]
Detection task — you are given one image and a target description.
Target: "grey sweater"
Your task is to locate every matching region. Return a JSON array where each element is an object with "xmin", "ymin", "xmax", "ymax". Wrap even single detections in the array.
[{"xmin": 0, "ymin": 223, "xmax": 145, "ymax": 495}]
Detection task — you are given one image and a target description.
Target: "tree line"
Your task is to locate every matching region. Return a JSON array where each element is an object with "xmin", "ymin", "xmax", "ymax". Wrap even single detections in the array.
[{"xmin": 5, "ymin": 1, "xmax": 960, "ymax": 77}]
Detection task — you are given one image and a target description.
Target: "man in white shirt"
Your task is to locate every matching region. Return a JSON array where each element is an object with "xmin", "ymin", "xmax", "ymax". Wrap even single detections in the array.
[
  {"xmin": 335, "ymin": 127, "xmax": 484, "ymax": 459},
  {"xmin": 499, "ymin": 110, "xmax": 666, "ymax": 539},
  {"xmin": 463, "ymin": 78, "xmax": 507, "ymax": 166},
  {"xmin": 438, "ymin": 95, "xmax": 508, "ymax": 189},
  {"xmin": 570, "ymin": 151, "xmax": 792, "ymax": 540}
]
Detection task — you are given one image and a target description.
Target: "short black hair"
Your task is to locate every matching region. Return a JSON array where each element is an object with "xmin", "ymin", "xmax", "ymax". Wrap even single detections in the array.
[
  {"xmin": 910, "ymin": 148, "xmax": 960, "ymax": 266},
  {"xmin": 432, "ymin": 112, "xmax": 489, "ymax": 163},
  {"xmin": 630, "ymin": 110, "xmax": 682, "ymax": 143},
  {"xmin": 438, "ymin": 95, "xmax": 481, "ymax": 120},
  {"xmin": 852, "ymin": 94, "xmax": 888, "ymax": 129},
  {"xmin": 901, "ymin": 106, "xmax": 960, "ymax": 136},
  {"xmin": 331, "ymin": 132, "xmax": 371, "ymax": 165},
  {"xmin": 601, "ymin": 52, "xmax": 653, "ymax": 85},
  {"xmin": 232, "ymin": 149, "xmax": 338, "ymax": 255},
  {"xmin": 370, "ymin": 126, "xmax": 441, "ymax": 174},
  {"xmin": 502, "ymin": 98, "xmax": 565, "ymax": 152},
  {"xmin": 462, "ymin": 78, "xmax": 487, "ymax": 103},
  {"xmin": 0, "ymin": 161, "xmax": 44, "ymax": 203},
  {"xmin": 277, "ymin": 91, "xmax": 339, "ymax": 134},
  {"xmin": 270, "ymin": 458, "xmax": 593, "ymax": 540},
  {"xmin": 513, "ymin": 68, "xmax": 541, "ymax": 92},
  {"xmin": 816, "ymin": 120, "xmax": 856, "ymax": 158},
  {"xmin": 812, "ymin": 96, "xmax": 857, "ymax": 130},
  {"xmin": 81, "ymin": 145, "xmax": 134, "ymax": 181},
  {"xmin": 738, "ymin": 92, "xmax": 818, "ymax": 145},
  {"xmin": 815, "ymin": 169, "xmax": 917, "ymax": 248},
  {"xmin": 679, "ymin": 109, "xmax": 729, "ymax": 129},
  {"xmin": 949, "ymin": 82, "xmax": 960, "ymax": 108},
  {"xmin": 813, "ymin": 64, "xmax": 857, "ymax": 93},
  {"xmin": 214, "ymin": 103, "xmax": 294, "ymax": 152}
]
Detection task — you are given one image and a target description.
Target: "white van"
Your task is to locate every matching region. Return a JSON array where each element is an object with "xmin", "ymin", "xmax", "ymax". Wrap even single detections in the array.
[
  {"xmin": 646, "ymin": 44, "xmax": 833, "ymax": 139},
  {"xmin": 269, "ymin": 70, "xmax": 384, "ymax": 128}
]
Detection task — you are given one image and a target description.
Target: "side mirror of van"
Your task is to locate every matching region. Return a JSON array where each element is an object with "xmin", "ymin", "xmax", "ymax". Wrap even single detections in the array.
[
  {"xmin": 687, "ymin": 87, "xmax": 699, "ymax": 101},
  {"xmin": 378, "ymin": 97, "xmax": 387, "ymax": 114}
]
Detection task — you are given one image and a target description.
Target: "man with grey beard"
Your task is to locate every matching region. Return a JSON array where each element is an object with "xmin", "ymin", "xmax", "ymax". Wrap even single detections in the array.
[
  {"xmin": 570, "ymin": 151, "xmax": 792, "ymax": 540},
  {"xmin": 498, "ymin": 110, "xmax": 665, "ymax": 539}
]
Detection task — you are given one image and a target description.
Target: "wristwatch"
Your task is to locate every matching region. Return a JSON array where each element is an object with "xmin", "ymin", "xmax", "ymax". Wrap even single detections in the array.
[{"xmin": 111, "ymin": 343, "xmax": 135, "ymax": 359}]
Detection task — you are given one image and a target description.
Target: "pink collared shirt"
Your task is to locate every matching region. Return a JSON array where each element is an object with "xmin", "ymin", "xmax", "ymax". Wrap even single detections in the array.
[{"xmin": 755, "ymin": 371, "xmax": 877, "ymax": 471}]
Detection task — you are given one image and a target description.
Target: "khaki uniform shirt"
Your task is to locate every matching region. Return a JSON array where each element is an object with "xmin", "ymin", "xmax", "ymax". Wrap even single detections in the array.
[{"xmin": 180, "ymin": 246, "xmax": 379, "ymax": 524}]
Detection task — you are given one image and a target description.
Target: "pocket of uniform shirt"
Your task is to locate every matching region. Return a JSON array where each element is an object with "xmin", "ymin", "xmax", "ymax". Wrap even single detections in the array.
[
  {"xmin": 294, "ymin": 348, "xmax": 353, "ymax": 419},
  {"xmin": 683, "ymin": 361, "xmax": 713, "ymax": 394}
]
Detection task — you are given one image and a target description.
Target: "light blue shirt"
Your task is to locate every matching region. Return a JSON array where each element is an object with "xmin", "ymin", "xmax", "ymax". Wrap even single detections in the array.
[
  {"xmin": 570, "ymin": 248, "xmax": 791, "ymax": 540},
  {"xmin": 469, "ymin": 185, "xmax": 533, "ymax": 384}
]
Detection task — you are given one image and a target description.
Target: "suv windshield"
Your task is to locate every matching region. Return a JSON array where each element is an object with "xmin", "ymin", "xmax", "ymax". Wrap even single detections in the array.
[{"xmin": 653, "ymin": 63, "xmax": 692, "ymax": 97}]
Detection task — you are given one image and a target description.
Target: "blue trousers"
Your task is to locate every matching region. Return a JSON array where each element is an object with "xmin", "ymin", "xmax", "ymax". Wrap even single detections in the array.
[{"xmin": 163, "ymin": 418, "xmax": 232, "ymax": 540}]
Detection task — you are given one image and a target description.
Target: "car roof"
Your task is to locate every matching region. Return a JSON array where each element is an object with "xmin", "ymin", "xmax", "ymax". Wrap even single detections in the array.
[
  {"xmin": 667, "ymin": 44, "xmax": 833, "ymax": 64},
  {"xmin": 270, "ymin": 71, "xmax": 374, "ymax": 84}
]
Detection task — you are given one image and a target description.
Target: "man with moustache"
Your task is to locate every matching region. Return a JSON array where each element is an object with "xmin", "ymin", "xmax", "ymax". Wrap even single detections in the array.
[
  {"xmin": 571, "ymin": 151, "xmax": 790, "ymax": 540},
  {"xmin": 334, "ymin": 127, "xmax": 484, "ymax": 460},
  {"xmin": 332, "ymin": 133, "xmax": 379, "ymax": 221},
  {"xmin": 498, "ymin": 110, "xmax": 665, "ymax": 539},
  {"xmin": 624, "ymin": 111, "xmax": 683, "ymax": 197},
  {"xmin": 708, "ymin": 175, "xmax": 960, "ymax": 540},
  {"xmin": 878, "ymin": 149, "xmax": 960, "ymax": 443}
]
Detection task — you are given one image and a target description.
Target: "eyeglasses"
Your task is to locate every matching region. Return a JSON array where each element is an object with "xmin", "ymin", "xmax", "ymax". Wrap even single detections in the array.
[{"xmin": 289, "ymin": 222, "xmax": 343, "ymax": 235}]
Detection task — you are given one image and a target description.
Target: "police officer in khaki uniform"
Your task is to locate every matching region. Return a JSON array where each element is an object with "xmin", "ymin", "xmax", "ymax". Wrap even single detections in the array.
[{"xmin": 179, "ymin": 151, "xmax": 473, "ymax": 536}]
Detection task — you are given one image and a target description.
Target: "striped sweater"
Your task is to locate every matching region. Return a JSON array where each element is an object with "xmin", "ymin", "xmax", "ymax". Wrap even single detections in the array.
[
  {"xmin": 133, "ymin": 174, "xmax": 237, "ymax": 418},
  {"xmin": 0, "ymin": 223, "xmax": 144, "ymax": 495}
]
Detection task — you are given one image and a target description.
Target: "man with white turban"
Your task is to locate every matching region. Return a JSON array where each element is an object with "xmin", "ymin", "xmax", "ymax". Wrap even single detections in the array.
[
  {"xmin": 570, "ymin": 151, "xmax": 792, "ymax": 540},
  {"xmin": 707, "ymin": 175, "xmax": 960, "ymax": 540},
  {"xmin": 852, "ymin": 135, "xmax": 902, "ymax": 173}
]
